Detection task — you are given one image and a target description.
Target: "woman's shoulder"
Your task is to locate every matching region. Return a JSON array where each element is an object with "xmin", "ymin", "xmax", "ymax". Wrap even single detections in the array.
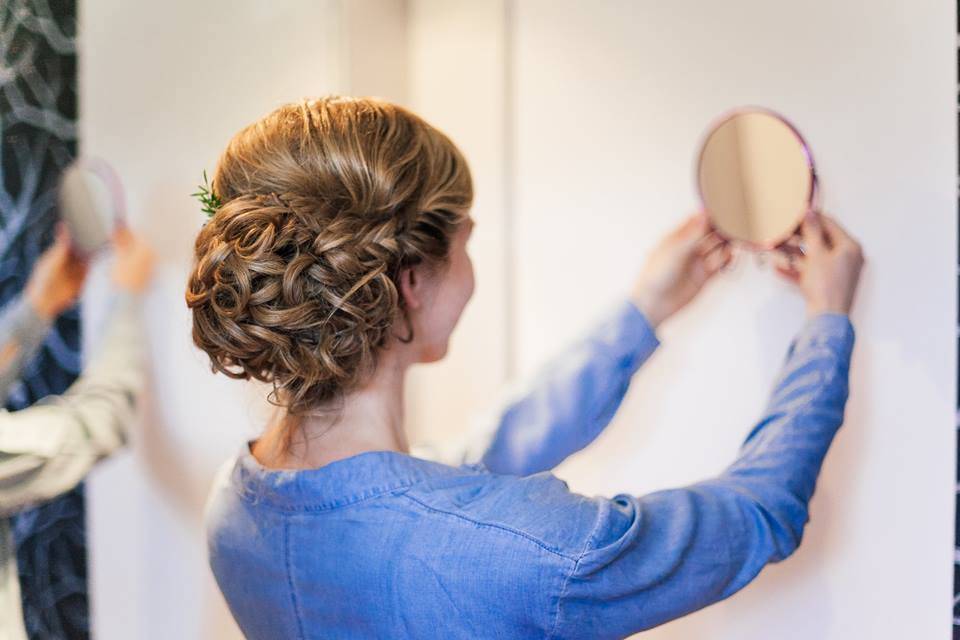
[{"xmin": 401, "ymin": 466, "xmax": 603, "ymax": 561}]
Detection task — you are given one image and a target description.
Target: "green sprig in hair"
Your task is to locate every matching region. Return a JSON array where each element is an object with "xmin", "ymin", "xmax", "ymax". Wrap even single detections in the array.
[{"xmin": 191, "ymin": 170, "xmax": 223, "ymax": 219}]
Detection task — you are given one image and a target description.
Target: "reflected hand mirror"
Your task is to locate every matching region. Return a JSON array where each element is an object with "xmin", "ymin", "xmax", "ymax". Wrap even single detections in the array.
[
  {"xmin": 696, "ymin": 107, "xmax": 817, "ymax": 250},
  {"xmin": 58, "ymin": 157, "xmax": 126, "ymax": 255}
]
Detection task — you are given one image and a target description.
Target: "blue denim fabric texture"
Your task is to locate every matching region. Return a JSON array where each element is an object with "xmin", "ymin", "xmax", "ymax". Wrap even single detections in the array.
[{"xmin": 205, "ymin": 297, "xmax": 855, "ymax": 639}]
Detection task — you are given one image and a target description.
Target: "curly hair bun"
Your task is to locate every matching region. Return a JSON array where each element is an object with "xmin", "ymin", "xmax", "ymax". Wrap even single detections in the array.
[{"xmin": 185, "ymin": 95, "xmax": 473, "ymax": 416}]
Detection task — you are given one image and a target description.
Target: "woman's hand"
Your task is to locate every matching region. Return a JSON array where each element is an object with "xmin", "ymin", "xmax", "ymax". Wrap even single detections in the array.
[
  {"xmin": 773, "ymin": 211, "xmax": 864, "ymax": 318},
  {"xmin": 630, "ymin": 212, "xmax": 733, "ymax": 329},
  {"xmin": 25, "ymin": 223, "xmax": 90, "ymax": 320}
]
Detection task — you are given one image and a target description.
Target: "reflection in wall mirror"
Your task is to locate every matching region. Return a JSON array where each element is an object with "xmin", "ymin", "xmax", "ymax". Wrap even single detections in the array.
[
  {"xmin": 696, "ymin": 107, "xmax": 817, "ymax": 250},
  {"xmin": 58, "ymin": 157, "xmax": 126, "ymax": 255}
]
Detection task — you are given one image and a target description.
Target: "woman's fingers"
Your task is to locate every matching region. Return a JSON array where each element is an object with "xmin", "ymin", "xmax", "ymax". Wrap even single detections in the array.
[
  {"xmin": 53, "ymin": 221, "xmax": 71, "ymax": 246},
  {"xmin": 774, "ymin": 264, "xmax": 801, "ymax": 283},
  {"xmin": 775, "ymin": 232, "xmax": 804, "ymax": 256},
  {"xmin": 112, "ymin": 223, "xmax": 133, "ymax": 248},
  {"xmin": 672, "ymin": 211, "xmax": 711, "ymax": 247},
  {"xmin": 47, "ymin": 224, "xmax": 73, "ymax": 261},
  {"xmin": 818, "ymin": 213, "xmax": 859, "ymax": 253},
  {"xmin": 696, "ymin": 230, "xmax": 727, "ymax": 256},
  {"xmin": 702, "ymin": 241, "xmax": 733, "ymax": 276},
  {"xmin": 772, "ymin": 249, "xmax": 804, "ymax": 283},
  {"xmin": 800, "ymin": 210, "xmax": 826, "ymax": 254}
]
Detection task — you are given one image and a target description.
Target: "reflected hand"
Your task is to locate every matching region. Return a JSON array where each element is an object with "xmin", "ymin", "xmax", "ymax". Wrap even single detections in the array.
[
  {"xmin": 25, "ymin": 223, "xmax": 90, "ymax": 320},
  {"xmin": 630, "ymin": 212, "xmax": 733, "ymax": 329}
]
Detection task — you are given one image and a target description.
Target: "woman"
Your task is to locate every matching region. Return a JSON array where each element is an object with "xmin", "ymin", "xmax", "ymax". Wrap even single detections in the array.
[{"xmin": 187, "ymin": 95, "xmax": 863, "ymax": 639}]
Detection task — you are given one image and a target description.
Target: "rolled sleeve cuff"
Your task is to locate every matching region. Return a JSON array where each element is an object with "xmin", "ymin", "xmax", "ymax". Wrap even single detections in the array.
[
  {"xmin": 791, "ymin": 312, "xmax": 855, "ymax": 363},
  {"xmin": 7, "ymin": 296, "xmax": 53, "ymax": 354}
]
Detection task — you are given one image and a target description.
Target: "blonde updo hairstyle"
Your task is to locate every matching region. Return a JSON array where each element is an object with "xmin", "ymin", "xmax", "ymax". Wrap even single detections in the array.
[{"xmin": 186, "ymin": 96, "xmax": 473, "ymax": 444}]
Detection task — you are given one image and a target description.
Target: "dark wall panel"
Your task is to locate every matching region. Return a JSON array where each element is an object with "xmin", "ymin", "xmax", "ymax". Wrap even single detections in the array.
[{"xmin": 0, "ymin": 1, "xmax": 86, "ymax": 637}]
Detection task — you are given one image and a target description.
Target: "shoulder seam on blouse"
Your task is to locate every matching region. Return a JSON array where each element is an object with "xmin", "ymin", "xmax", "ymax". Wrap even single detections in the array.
[
  {"xmin": 399, "ymin": 492, "xmax": 578, "ymax": 561},
  {"xmin": 234, "ymin": 482, "xmax": 417, "ymax": 513},
  {"xmin": 548, "ymin": 496, "xmax": 608, "ymax": 639}
]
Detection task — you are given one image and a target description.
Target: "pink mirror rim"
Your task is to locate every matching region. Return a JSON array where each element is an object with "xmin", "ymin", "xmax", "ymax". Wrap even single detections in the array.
[{"xmin": 694, "ymin": 105, "xmax": 818, "ymax": 251}]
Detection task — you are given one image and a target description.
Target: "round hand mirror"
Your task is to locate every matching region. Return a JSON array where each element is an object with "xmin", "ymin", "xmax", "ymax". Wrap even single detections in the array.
[
  {"xmin": 696, "ymin": 107, "xmax": 817, "ymax": 250},
  {"xmin": 58, "ymin": 157, "xmax": 126, "ymax": 255}
]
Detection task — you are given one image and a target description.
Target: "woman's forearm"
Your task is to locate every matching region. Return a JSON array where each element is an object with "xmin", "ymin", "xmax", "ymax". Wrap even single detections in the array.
[
  {"xmin": 472, "ymin": 296, "xmax": 660, "ymax": 475},
  {"xmin": 709, "ymin": 313, "xmax": 855, "ymax": 551},
  {"xmin": 553, "ymin": 313, "xmax": 855, "ymax": 637}
]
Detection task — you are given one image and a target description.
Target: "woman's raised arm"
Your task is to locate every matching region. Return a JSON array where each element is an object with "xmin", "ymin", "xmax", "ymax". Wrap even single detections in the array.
[{"xmin": 551, "ymin": 311, "xmax": 854, "ymax": 637}]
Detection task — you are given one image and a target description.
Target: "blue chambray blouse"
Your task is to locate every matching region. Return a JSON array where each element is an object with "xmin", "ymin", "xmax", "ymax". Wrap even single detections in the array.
[{"xmin": 203, "ymin": 296, "xmax": 855, "ymax": 639}]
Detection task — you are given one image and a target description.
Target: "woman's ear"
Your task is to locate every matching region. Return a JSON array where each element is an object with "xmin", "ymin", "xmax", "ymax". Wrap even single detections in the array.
[{"xmin": 397, "ymin": 265, "xmax": 422, "ymax": 310}]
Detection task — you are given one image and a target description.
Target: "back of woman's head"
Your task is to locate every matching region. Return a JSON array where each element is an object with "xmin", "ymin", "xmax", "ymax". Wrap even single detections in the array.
[{"xmin": 185, "ymin": 95, "xmax": 473, "ymax": 421}]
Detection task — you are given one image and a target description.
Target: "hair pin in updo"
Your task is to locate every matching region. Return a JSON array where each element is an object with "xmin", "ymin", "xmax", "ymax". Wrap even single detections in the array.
[{"xmin": 191, "ymin": 170, "xmax": 223, "ymax": 219}]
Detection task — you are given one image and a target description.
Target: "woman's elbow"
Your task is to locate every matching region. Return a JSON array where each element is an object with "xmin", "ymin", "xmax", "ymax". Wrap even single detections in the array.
[{"xmin": 743, "ymin": 493, "xmax": 810, "ymax": 562}]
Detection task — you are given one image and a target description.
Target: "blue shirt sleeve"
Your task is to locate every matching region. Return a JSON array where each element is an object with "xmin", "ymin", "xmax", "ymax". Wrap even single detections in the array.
[
  {"xmin": 550, "ymin": 313, "xmax": 855, "ymax": 638},
  {"xmin": 477, "ymin": 297, "xmax": 661, "ymax": 476}
]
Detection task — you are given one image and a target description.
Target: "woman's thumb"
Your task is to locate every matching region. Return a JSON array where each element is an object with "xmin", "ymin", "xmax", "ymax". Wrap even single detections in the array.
[
  {"xmin": 676, "ymin": 211, "xmax": 709, "ymax": 246},
  {"xmin": 800, "ymin": 210, "xmax": 824, "ymax": 252}
]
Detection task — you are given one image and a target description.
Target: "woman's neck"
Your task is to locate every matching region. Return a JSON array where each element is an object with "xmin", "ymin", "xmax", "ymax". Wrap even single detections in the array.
[{"xmin": 252, "ymin": 352, "xmax": 410, "ymax": 470}]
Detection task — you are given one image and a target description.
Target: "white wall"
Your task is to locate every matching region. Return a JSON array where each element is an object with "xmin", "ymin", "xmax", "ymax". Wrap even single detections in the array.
[
  {"xmin": 404, "ymin": 0, "xmax": 512, "ymax": 445},
  {"xmin": 79, "ymin": 2, "xmax": 342, "ymax": 637},
  {"xmin": 507, "ymin": 1, "xmax": 955, "ymax": 638}
]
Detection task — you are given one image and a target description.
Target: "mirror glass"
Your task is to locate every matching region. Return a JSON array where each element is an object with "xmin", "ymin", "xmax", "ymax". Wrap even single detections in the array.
[
  {"xmin": 696, "ymin": 109, "xmax": 815, "ymax": 249},
  {"xmin": 58, "ymin": 158, "xmax": 125, "ymax": 254}
]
